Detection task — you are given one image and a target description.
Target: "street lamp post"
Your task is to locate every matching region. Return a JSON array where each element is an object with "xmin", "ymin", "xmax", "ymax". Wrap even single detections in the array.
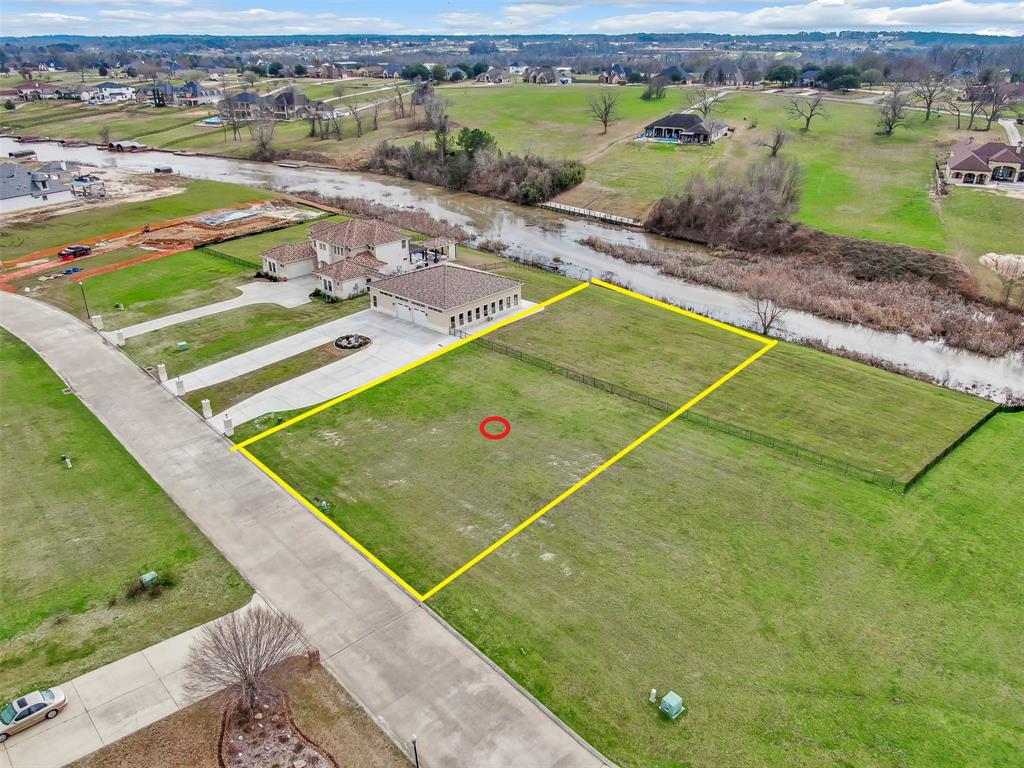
[{"xmin": 411, "ymin": 735, "xmax": 419, "ymax": 768}]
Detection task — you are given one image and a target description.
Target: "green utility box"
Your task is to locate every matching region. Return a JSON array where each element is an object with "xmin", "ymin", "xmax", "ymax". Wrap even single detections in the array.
[
  {"xmin": 176, "ymin": 341, "xmax": 189, "ymax": 352},
  {"xmin": 140, "ymin": 571, "xmax": 159, "ymax": 589},
  {"xmin": 660, "ymin": 691, "xmax": 685, "ymax": 720}
]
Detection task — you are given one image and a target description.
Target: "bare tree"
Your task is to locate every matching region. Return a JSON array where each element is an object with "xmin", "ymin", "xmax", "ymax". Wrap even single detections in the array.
[
  {"xmin": 218, "ymin": 94, "xmax": 243, "ymax": 141},
  {"xmin": 982, "ymin": 84, "xmax": 1013, "ymax": 131},
  {"xmin": 876, "ymin": 84, "xmax": 912, "ymax": 135},
  {"xmin": 392, "ymin": 84, "xmax": 407, "ymax": 119},
  {"xmin": 587, "ymin": 91, "xmax": 620, "ymax": 134},
  {"xmin": 421, "ymin": 94, "xmax": 451, "ymax": 130},
  {"xmin": 371, "ymin": 98, "xmax": 382, "ymax": 130},
  {"xmin": 686, "ymin": 86, "xmax": 726, "ymax": 119},
  {"xmin": 98, "ymin": 126, "xmax": 111, "ymax": 145},
  {"xmin": 641, "ymin": 76, "xmax": 667, "ymax": 101},
  {"xmin": 747, "ymin": 296, "xmax": 788, "ymax": 335},
  {"xmin": 241, "ymin": 71, "xmax": 259, "ymax": 91},
  {"xmin": 756, "ymin": 126, "xmax": 788, "ymax": 157},
  {"xmin": 963, "ymin": 77, "xmax": 987, "ymax": 130},
  {"xmin": 980, "ymin": 253, "xmax": 1024, "ymax": 305},
  {"xmin": 943, "ymin": 93, "xmax": 964, "ymax": 130},
  {"xmin": 341, "ymin": 97, "xmax": 364, "ymax": 137},
  {"xmin": 185, "ymin": 606, "xmax": 307, "ymax": 715},
  {"xmin": 911, "ymin": 70, "xmax": 948, "ymax": 120},
  {"xmin": 248, "ymin": 103, "xmax": 277, "ymax": 160},
  {"xmin": 786, "ymin": 92, "xmax": 826, "ymax": 131}
]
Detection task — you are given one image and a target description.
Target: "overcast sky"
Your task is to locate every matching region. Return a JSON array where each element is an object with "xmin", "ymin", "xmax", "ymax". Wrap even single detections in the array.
[{"xmin": 3, "ymin": 0, "xmax": 1023, "ymax": 39}]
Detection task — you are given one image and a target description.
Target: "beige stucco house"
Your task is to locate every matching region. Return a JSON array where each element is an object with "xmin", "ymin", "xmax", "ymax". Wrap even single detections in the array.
[
  {"xmin": 369, "ymin": 264, "xmax": 524, "ymax": 334},
  {"xmin": 261, "ymin": 218, "xmax": 429, "ymax": 299},
  {"xmin": 945, "ymin": 137, "xmax": 1024, "ymax": 185}
]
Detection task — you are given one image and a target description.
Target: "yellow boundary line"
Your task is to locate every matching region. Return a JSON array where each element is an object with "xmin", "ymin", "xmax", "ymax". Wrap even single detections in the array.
[
  {"xmin": 232, "ymin": 280, "xmax": 590, "ymax": 450},
  {"xmin": 233, "ymin": 276, "xmax": 776, "ymax": 602}
]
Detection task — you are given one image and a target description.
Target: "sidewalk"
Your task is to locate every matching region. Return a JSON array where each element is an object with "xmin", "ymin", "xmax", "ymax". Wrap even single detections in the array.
[
  {"xmin": 0, "ymin": 596, "xmax": 264, "ymax": 768},
  {"xmin": 0, "ymin": 292, "xmax": 609, "ymax": 768}
]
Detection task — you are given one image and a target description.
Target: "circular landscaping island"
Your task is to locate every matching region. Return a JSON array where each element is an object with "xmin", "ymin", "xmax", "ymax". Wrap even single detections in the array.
[{"xmin": 335, "ymin": 334, "xmax": 371, "ymax": 350}]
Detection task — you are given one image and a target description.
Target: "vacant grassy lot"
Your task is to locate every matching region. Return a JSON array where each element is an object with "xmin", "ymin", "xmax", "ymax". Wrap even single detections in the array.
[
  {"xmin": 431, "ymin": 408, "xmax": 1023, "ymax": 768},
  {"xmin": 124, "ymin": 296, "xmax": 367, "ymax": 377},
  {"xmin": 0, "ymin": 330, "xmax": 251, "ymax": 702},
  {"xmin": 76, "ymin": 250, "xmax": 253, "ymax": 329},
  {"xmin": 492, "ymin": 285, "xmax": 993, "ymax": 481},
  {"xmin": 0, "ymin": 180, "xmax": 274, "ymax": 261},
  {"xmin": 238, "ymin": 344, "xmax": 669, "ymax": 594},
  {"xmin": 210, "ymin": 214, "xmax": 347, "ymax": 266}
]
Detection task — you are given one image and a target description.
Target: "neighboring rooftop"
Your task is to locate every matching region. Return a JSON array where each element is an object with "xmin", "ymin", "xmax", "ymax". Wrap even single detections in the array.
[
  {"xmin": 644, "ymin": 113, "xmax": 710, "ymax": 132},
  {"xmin": 372, "ymin": 264, "xmax": 522, "ymax": 311},
  {"xmin": 309, "ymin": 218, "xmax": 404, "ymax": 249},
  {"xmin": 261, "ymin": 241, "xmax": 315, "ymax": 264}
]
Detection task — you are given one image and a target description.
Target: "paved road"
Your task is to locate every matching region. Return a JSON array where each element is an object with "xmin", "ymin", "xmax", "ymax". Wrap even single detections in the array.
[
  {"xmin": 0, "ymin": 596, "xmax": 264, "ymax": 768},
  {"xmin": 100, "ymin": 276, "xmax": 317, "ymax": 341},
  {"xmin": 0, "ymin": 292, "xmax": 608, "ymax": 768},
  {"xmin": 999, "ymin": 117, "xmax": 1021, "ymax": 146}
]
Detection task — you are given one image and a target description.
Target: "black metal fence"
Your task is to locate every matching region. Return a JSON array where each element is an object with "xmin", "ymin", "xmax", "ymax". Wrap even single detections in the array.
[
  {"xmin": 455, "ymin": 330, "xmax": 910, "ymax": 492},
  {"xmin": 196, "ymin": 245, "xmax": 257, "ymax": 268}
]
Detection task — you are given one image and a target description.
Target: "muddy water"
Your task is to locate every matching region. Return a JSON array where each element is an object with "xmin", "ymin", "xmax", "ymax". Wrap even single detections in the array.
[{"xmin": 5, "ymin": 138, "xmax": 1021, "ymax": 401}]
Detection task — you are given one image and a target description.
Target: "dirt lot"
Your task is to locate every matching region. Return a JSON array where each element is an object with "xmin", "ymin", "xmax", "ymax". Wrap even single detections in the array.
[{"xmin": 70, "ymin": 657, "xmax": 409, "ymax": 768}]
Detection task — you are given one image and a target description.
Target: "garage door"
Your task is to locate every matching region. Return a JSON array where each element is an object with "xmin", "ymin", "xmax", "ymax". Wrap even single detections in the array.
[{"xmin": 395, "ymin": 302, "xmax": 429, "ymax": 326}]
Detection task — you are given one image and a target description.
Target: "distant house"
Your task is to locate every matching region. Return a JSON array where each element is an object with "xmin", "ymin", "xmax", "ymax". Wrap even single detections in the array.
[
  {"xmin": 0, "ymin": 161, "xmax": 74, "ymax": 213},
  {"xmin": 382, "ymin": 64, "xmax": 403, "ymax": 79},
  {"xmin": 945, "ymin": 137, "xmax": 1024, "ymax": 185},
  {"xmin": 178, "ymin": 80, "xmax": 222, "ymax": 106},
  {"xmin": 475, "ymin": 66, "xmax": 510, "ymax": 84},
  {"xmin": 523, "ymin": 66, "xmax": 558, "ymax": 84},
  {"xmin": 53, "ymin": 85, "xmax": 87, "ymax": 100},
  {"xmin": 799, "ymin": 70, "xmax": 822, "ymax": 87},
  {"xmin": 642, "ymin": 113, "xmax": 729, "ymax": 144},
  {"xmin": 220, "ymin": 91, "xmax": 263, "ymax": 121},
  {"xmin": 81, "ymin": 82, "xmax": 135, "ymax": 103},
  {"xmin": 508, "ymin": 60, "xmax": 527, "ymax": 77},
  {"xmin": 14, "ymin": 81, "xmax": 56, "ymax": 101},
  {"xmin": 598, "ymin": 64, "xmax": 635, "ymax": 85},
  {"xmin": 658, "ymin": 66, "xmax": 695, "ymax": 84},
  {"xmin": 269, "ymin": 91, "xmax": 312, "ymax": 120},
  {"xmin": 370, "ymin": 263, "xmax": 524, "ymax": 334}
]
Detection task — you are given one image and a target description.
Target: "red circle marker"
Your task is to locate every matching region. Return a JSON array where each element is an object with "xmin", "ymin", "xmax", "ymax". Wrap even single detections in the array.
[{"xmin": 479, "ymin": 416, "xmax": 511, "ymax": 440}]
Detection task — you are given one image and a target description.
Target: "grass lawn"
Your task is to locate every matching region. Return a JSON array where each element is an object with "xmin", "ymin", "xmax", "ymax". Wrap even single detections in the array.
[
  {"xmin": 491, "ymin": 285, "xmax": 993, "ymax": 481},
  {"xmin": 211, "ymin": 214, "xmax": 347, "ymax": 266},
  {"xmin": 76, "ymin": 250, "xmax": 254, "ymax": 330},
  {"xmin": 183, "ymin": 342, "xmax": 356, "ymax": 415},
  {"xmin": 227, "ymin": 285, "xmax": 1019, "ymax": 766},
  {"xmin": 565, "ymin": 91, "xmax": 1023, "ymax": 295},
  {"xmin": 124, "ymin": 296, "xmax": 368, "ymax": 377},
  {"xmin": 0, "ymin": 180, "xmax": 275, "ymax": 261},
  {"xmin": 237, "ymin": 344, "xmax": 668, "ymax": 594},
  {"xmin": 7, "ymin": 248, "xmax": 151, "ymax": 320},
  {"xmin": 0, "ymin": 330, "xmax": 251, "ymax": 702},
  {"xmin": 430, "ymin": 409, "xmax": 1024, "ymax": 768}
]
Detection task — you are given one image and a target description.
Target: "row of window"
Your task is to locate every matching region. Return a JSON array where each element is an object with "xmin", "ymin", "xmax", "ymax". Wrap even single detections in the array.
[{"xmin": 450, "ymin": 294, "xmax": 519, "ymax": 328}]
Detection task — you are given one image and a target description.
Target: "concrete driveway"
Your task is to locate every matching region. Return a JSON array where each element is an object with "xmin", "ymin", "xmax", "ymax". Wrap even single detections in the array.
[
  {"xmin": 101, "ymin": 276, "xmax": 317, "ymax": 341},
  {"xmin": 1000, "ymin": 117, "xmax": 1022, "ymax": 146},
  {"xmin": 209, "ymin": 310, "xmax": 462, "ymax": 430},
  {"xmin": 0, "ymin": 596, "xmax": 263, "ymax": 768}
]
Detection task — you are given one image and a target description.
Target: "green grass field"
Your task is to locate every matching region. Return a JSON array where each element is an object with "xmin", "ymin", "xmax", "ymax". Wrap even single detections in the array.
[
  {"xmin": 0, "ymin": 180, "xmax": 274, "ymax": 261},
  {"xmin": 0, "ymin": 329, "xmax": 251, "ymax": 702},
  {"xmin": 123, "ymin": 296, "xmax": 367, "ymax": 377},
  {"xmin": 77, "ymin": 250, "xmax": 254, "ymax": 329},
  {"xmin": 230, "ymin": 282, "xmax": 1019, "ymax": 766},
  {"xmin": 490, "ymin": 284, "xmax": 993, "ymax": 481}
]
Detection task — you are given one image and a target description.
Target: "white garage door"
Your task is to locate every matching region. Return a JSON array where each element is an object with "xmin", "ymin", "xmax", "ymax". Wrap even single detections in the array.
[{"xmin": 395, "ymin": 302, "xmax": 428, "ymax": 326}]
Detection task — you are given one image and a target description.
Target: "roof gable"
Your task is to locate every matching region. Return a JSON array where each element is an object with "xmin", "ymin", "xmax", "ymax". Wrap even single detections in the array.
[{"xmin": 371, "ymin": 264, "xmax": 523, "ymax": 311}]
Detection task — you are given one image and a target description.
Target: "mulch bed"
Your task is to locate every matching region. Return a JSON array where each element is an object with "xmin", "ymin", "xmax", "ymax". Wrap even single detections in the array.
[{"xmin": 220, "ymin": 688, "xmax": 338, "ymax": 768}]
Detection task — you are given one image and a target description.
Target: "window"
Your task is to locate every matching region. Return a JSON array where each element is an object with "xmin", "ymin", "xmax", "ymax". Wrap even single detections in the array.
[
  {"xmin": 332, "ymin": 245, "xmax": 340, "ymax": 256},
  {"xmin": 450, "ymin": 316, "xmax": 455, "ymax": 328},
  {"xmin": 475, "ymin": 307, "xmax": 480, "ymax": 320},
  {"xmin": 491, "ymin": 301, "xmax": 496, "ymax": 314},
  {"xmin": 459, "ymin": 312, "xmax": 464, "ymax": 326},
  {"xmin": 483, "ymin": 304, "xmax": 489, "ymax": 316},
  {"xmin": 513, "ymin": 294, "xmax": 519, "ymax": 306},
  {"xmin": 499, "ymin": 298, "xmax": 504, "ymax": 311},
  {"xmin": 372, "ymin": 295, "xmax": 378, "ymax": 307},
  {"xmin": 324, "ymin": 279, "xmax": 333, "ymax": 293}
]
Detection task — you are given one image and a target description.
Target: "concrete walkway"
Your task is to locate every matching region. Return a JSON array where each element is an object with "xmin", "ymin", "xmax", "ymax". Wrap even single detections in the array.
[
  {"xmin": 101, "ymin": 276, "xmax": 317, "ymax": 341},
  {"xmin": 0, "ymin": 596, "xmax": 264, "ymax": 768},
  {"xmin": 0, "ymin": 292, "xmax": 608, "ymax": 768},
  {"xmin": 171, "ymin": 308, "xmax": 451, "ymax": 396},
  {"xmin": 207, "ymin": 305, "xmax": 536, "ymax": 430},
  {"xmin": 1000, "ymin": 117, "xmax": 1022, "ymax": 146}
]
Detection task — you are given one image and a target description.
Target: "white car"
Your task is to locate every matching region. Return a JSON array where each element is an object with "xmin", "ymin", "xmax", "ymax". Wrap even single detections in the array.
[{"xmin": 0, "ymin": 688, "xmax": 68, "ymax": 742}]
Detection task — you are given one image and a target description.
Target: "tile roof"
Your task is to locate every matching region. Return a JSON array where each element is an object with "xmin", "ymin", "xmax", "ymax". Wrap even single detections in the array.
[
  {"xmin": 371, "ymin": 264, "xmax": 522, "ymax": 311},
  {"xmin": 309, "ymin": 218, "xmax": 404, "ymax": 249},
  {"xmin": 948, "ymin": 139, "xmax": 1024, "ymax": 172},
  {"xmin": 260, "ymin": 242, "xmax": 315, "ymax": 264},
  {"xmin": 645, "ymin": 113, "xmax": 709, "ymax": 133}
]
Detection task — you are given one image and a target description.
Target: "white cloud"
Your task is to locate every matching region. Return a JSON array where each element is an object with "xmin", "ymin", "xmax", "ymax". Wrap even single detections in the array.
[{"xmin": 591, "ymin": 0, "xmax": 1024, "ymax": 34}]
